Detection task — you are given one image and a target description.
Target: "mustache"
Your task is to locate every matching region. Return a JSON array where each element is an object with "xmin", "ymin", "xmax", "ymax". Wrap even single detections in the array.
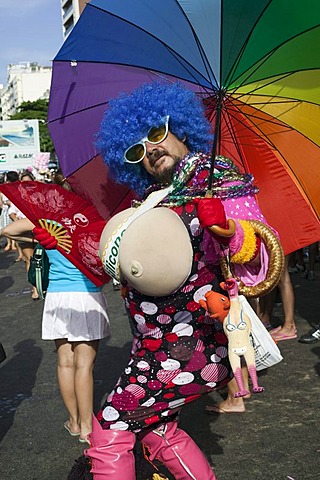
[{"xmin": 147, "ymin": 148, "xmax": 168, "ymax": 167}]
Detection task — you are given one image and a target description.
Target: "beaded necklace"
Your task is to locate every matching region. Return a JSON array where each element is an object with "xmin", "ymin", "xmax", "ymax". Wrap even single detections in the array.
[{"xmin": 133, "ymin": 153, "xmax": 258, "ymax": 208}]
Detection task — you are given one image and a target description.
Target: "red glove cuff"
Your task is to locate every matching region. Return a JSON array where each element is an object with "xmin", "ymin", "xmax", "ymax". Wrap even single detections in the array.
[{"xmin": 33, "ymin": 227, "xmax": 57, "ymax": 249}]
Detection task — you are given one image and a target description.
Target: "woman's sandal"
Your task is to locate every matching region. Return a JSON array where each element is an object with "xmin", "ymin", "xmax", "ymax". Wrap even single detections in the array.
[
  {"xmin": 79, "ymin": 435, "xmax": 91, "ymax": 445},
  {"xmin": 64, "ymin": 421, "xmax": 81, "ymax": 437}
]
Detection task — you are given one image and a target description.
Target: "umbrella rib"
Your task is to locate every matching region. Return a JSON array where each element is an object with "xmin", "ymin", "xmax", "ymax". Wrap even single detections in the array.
[
  {"xmin": 237, "ymin": 99, "xmax": 300, "ymax": 106},
  {"xmin": 222, "ymin": 105, "xmax": 301, "ymax": 190},
  {"xmin": 223, "ymin": 0, "xmax": 273, "ymax": 87},
  {"xmin": 227, "ymin": 114, "xmax": 288, "ymax": 150},
  {"xmin": 232, "ymin": 89, "xmax": 299, "ymax": 117},
  {"xmin": 225, "ymin": 93, "xmax": 293, "ymax": 135},
  {"xmin": 230, "ymin": 23, "xmax": 320, "ymax": 90},
  {"xmin": 87, "ymin": 2, "xmax": 217, "ymax": 91},
  {"xmin": 236, "ymin": 97, "xmax": 304, "ymax": 124},
  {"xmin": 230, "ymin": 93, "xmax": 320, "ymax": 154},
  {"xmin": 47, "ymin": 100, "xmax": 110, "ymax": 123},
  {"xmin": 232, "ymin": 48, "xmax": 286, "ymax": 91},
  {"xmin": 220, "ymin": 107, "xmax": 247, "ymax": 166},
  {"xmin": 222, "ymin": 98, "xmax": 285, "ymax": 151},
  {"xmin": 231, "ymin": 71, "xmax": 294, "ymax": 99},
  {"xmin": 192, "ymin": 35, "xmax": 219, "ymax": 89},
  {"xmin": 173, "ymin": 0, "xmax": 219, "ymax": 88},
  {"xmin": 223, "ymin": 102, "xmax": 320, "ymax": 222},
  {"xmin": 233, "ymin": 72, "xmax": 320, "ymax": 107},
  {"xmin": 209, "ymin": 94, "xmax": 280, "ymax": 153}
]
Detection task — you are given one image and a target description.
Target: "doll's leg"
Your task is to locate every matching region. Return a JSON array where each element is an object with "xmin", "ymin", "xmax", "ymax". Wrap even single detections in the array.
[
  {"xmin": 229, "ymin": 351, "xmax": 249, "ymax": 397},
  {"xmin": 245, "ymin": 347, "xmax": 264, "ymax": 393}
]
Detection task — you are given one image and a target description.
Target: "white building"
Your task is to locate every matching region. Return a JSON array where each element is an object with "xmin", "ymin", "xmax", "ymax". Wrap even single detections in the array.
[
  {"xmin": 0, "ymin": 2, "xmax": 86, "ymax": 119},
  {"xmin": 62, "ymin": 0, "xmax": 86, "ymax": 38},
  {"xmin": 0, "ymin": 62, "xmax": 52, "ymax": 120}
]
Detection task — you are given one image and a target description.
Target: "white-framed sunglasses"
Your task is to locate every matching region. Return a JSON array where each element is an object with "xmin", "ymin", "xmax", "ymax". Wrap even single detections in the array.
[{"xmin": 124, "ymin": 115, "xmax": 170, "ymax": 164}]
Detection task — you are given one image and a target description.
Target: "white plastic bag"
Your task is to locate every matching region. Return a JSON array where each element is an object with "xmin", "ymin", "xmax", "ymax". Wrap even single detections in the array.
[{"xmin": 239, "ymin": 295, "xmax": 283, "ymax": 371}]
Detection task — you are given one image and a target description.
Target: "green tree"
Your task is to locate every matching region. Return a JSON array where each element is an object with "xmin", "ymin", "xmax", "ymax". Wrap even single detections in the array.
[{"xmin": 9, "ymin": 99, "xmax": 55, "ymax": 154}]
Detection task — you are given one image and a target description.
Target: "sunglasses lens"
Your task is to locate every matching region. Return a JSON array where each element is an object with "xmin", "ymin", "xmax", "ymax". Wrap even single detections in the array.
[
  {"xmin": 147, "ymin": 123, "xmax": 167, "ymax": 143},
  {"xmin": 125, "ymin": 143, "xmax": 145, "ymax": 163}
]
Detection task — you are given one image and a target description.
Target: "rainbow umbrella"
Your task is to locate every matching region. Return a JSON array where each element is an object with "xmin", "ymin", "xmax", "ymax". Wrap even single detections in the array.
[{"xmin": 48, "ymin": 0, "xmax": 320, "ymax": 254}]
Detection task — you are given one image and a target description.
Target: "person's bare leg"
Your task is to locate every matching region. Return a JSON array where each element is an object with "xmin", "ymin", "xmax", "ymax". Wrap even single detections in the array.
[
  {"xmin": 259, "ymin": 288, "xmax": 276, "ymax": 328},
  {"xmin": 73, "ymin": 340, "xmax": 99, "ymax": 440},
  {"xmin": 248, "ymin": 297, "xmax": 259, "ymax": 315},
  {"xmin": 275, "ymin": 256, "xmax": 296, "ymax": 336},
  {"xmin": 55, "ymin": 339, "xmax": 80, "ymax": 434},
  {"xmin": 4, "ymin": 238, "xmax": 13, "ymax": 251},
  {"xmin": 14, "ymin": 243, "xmax": 25, "ymax": 261},
  {"xmin": 206, "ymin": 366, "xmax": 249, "ymax": 414},
  {"xmin": 295, "ymin": 248, "xmax": 305, "ymax": 271},
  {"xmin": 306, "ymin": 242, "xmax": 318, "ymax": 280}
]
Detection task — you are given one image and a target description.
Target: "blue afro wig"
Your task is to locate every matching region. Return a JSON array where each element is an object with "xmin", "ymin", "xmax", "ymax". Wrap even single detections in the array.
[{"xmin": 97, "ymin": 82, "xmax": 213, "ymax": 194}]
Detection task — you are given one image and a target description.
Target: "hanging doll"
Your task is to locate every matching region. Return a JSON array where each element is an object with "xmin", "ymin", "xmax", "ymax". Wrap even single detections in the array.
[{"xmin": 200, "ymin": 278, "xmax": 264, "ymax": 397}]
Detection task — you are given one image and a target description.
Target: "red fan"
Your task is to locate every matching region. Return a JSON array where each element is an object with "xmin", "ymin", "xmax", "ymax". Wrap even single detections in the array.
[{"xmin": 0, "ymin": 181, "xmax": 110, "ymax": 286}]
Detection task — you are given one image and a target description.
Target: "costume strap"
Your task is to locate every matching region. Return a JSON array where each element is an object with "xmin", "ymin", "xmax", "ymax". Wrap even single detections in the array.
[{"xmin": 101, "ymin": 184, "xmax": 173, "ymax": 280}]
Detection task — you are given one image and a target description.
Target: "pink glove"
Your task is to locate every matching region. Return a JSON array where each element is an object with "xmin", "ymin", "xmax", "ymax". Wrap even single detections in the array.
[{"xmin": 33, "ymin": 227, "xmax": 57, "ymax": 249}]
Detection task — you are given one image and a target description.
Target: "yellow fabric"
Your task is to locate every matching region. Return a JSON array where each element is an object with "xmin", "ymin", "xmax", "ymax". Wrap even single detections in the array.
[
  {"xmin": 231, "ymin": 93, "xmax": 320, "ymax": 147},
  {"xmin": 230, "ymin": 220, "xmax": 257, "ymax": 264},
  {"xmin": 235, "ymin": 70, "xmax": 320, "ymax": 105}
]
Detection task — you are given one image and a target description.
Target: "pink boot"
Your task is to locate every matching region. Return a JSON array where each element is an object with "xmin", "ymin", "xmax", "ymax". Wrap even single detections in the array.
[
  {"xmin": 140, "ymin": 421, "xmax": 217, "ymax": 480},
  {"xmin": 85, "ymin": 415, "xmax": 136, "ymax": 479}
]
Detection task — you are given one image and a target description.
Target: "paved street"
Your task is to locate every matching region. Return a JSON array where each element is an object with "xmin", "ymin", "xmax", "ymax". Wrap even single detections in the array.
[{"xmin": 0, "ymin": 247, "xmax": 319, "ymax": 480}]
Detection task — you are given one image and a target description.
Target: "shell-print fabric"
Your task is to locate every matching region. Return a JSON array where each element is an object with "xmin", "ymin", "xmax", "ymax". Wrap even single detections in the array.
[{"xmin": 98, "ymin": 202, "xmax": 232, "ymax": 432}]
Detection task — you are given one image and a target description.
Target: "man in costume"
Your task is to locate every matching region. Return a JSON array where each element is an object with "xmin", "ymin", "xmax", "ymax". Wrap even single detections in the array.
[{"xmin": 84, "ymin": 82, "xmax": 282, "ymax": 479}]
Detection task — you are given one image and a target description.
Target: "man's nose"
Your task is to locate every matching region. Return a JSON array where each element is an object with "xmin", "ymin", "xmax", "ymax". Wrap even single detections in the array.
[
  {"xmin": 145, "ymin": 141, "xmax": 155, "ymax": 151},
  {"xmin": 145, "ymin": 143, "xmax": 158, "ymax": 157}
]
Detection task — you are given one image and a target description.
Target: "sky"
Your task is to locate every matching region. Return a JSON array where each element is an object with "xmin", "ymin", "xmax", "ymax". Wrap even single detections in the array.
[{"xmin": 0, "ymin": 0, "xmax": 64, "ymax": 86}]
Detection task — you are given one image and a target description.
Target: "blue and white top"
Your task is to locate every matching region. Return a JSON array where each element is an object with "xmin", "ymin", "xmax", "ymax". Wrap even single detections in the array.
[{"xmin": 46, "ymin": 250, "xmax": 101, "ymax": 293}]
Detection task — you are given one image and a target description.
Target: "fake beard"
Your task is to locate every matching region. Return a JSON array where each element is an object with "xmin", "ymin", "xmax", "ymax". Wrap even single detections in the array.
[{"xmin": 153, "ymin": 154, "xmax": 181, "ymax": 184}]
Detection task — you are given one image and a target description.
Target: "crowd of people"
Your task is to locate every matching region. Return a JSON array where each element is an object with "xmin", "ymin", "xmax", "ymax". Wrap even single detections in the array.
[{"xmin": 0, "ymin": 82, "xmax": 319, "ymax": 480}]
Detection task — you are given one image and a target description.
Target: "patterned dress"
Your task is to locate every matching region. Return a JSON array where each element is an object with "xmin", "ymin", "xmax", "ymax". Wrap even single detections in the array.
[
  {"xmin": 97, "ymin": 154, "xmax": 262, "ymax": 433},
  {"xmin": 98, "ymin": 200, "xmax": 232, "ymax": 433}
]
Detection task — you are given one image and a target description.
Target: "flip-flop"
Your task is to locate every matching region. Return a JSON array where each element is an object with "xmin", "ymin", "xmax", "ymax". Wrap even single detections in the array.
[
  {"xmin": 205, "ymin": 405, "xmax": 245, "ymax": 414},
  {"xmin": 79, "ymin": 435, "xmax": 91, "ymax": 445},
  {"xmin": 64, "ymin": 421, "xmax": 81, "ymax": 437},
  {"xmin": 268, "ymin": 326, "xmax": 282, "ymax": 335},
  {"xmin": 271, "ymin": 331, "xmax": 297, "ymax": 341}
]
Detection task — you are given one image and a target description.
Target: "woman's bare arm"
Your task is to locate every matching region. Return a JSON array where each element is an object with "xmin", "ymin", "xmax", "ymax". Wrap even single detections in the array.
[{"xmin": 1, "ymin": 218, "xmax": 36, "ymax": 243}]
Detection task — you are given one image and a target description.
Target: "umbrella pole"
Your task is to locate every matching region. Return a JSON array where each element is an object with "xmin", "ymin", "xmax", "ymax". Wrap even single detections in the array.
[{"xmin": 207, "ymin": 90, "xmax": 223, "ymax": 194}]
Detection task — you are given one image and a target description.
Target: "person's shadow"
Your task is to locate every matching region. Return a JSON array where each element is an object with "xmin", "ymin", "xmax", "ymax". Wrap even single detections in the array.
[
  {"xmin": 0, "ymin": 276, "xmax": 14, "ymax": 293},
  {"xmin": 93, "ymin": 340, "xmax": 132, "ymax": 410},
  {"xmin": 0, "ymin": 339, "xmax": 42, "ymax": 443}
]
